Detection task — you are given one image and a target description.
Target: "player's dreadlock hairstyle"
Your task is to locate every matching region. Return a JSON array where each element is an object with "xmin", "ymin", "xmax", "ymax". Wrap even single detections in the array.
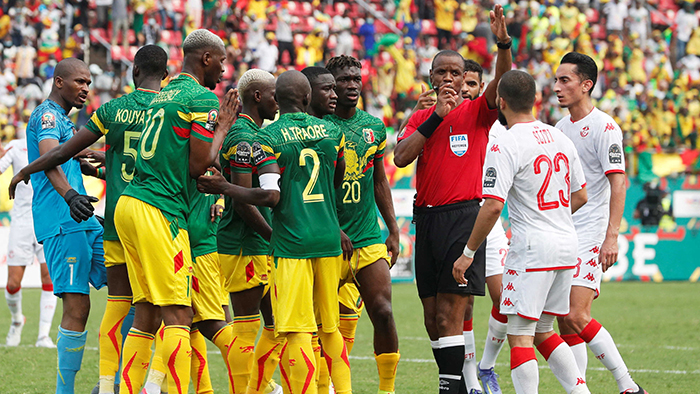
[
  {"xmin": 325, "ymin": 55, "xmax": 362, "ymax": 75},
  {"xmin": 301, "ymin": 67, "xmax": 333, "ymax": 85},
  {"xmin": 134, "ymin": 45, "xmax": 168, "ymax": 77},
  {"xmin": 560, "ymin": 52, "xmax": 598, "ymax": 95}
]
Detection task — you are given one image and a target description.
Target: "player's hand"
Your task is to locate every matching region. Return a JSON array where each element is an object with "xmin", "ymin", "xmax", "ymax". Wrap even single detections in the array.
[
  {"xmin": 210, "ymin": 203, "xmax": 224, "ymax": 222},
  {"xmin": 599, "ymin": 234, "xmax": 618, "ymax": 272},
  {"xmin": 0, "ymin": 144, "xmax": 12, "ymax": 159},
  {"xmin": 414, "ymin": 85, "xmax": 436, "ymax": 111},
  {"xmin": 490, "ymin": 4, "xmax": 510, "ymax": 44},
  {"xmin": 217, "ymin": 88, "xmax": 240, "ymax": 133},
  {"xmin": 197, "ymin": 167, "xmax": 230, "ymax": 195},
  {"xmin": 76, "ymin": 149, "xmax": 106, "ymax": 167},
  {"xmin": 63, "ymin": 188, "xmax": 98, "ymax": 223},
  {"xmin": 340, "ymin": 230, "xmax": 354, "ymax": 261},
  {"xmin": 79, "ymin": 158, "xmax": 99, "ymax": 177},
  {"xmin": 435, "ymin": 84, "xmax": 459, "ymax": 118},
  {"xmin": 9, "ymin": 170, "xmax": 30, "ymax": 199},
  {"xmin": 452, "ymin": 254, "xmax": 473, "ymax": 285},
  {"xmin": 385, "ymin": 232, "xmax": 400, "ymax": 268}
]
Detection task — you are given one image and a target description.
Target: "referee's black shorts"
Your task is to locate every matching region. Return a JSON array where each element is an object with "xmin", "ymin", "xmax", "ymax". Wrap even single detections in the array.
[{"xmin": 413, "ymin": 200, "xmax": 486, "ymax": 299}]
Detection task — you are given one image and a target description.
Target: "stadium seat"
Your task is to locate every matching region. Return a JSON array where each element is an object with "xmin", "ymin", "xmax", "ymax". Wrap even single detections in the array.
[
  {"xmin": 421, "ymin": 19, "xmax": 437, "ymax": 35},
  {"xmin": 111, "ymin": 46, "xmax": 124, "ymax": 61},
  {"xmin": 127, "ymin": 46, "xmax": 138, "ymax": 61}
]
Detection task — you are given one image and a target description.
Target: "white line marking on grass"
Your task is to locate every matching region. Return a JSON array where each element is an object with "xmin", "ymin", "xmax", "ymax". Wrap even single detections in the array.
[{"xmin": 400, "ymin": 337, "xmax": 698, "ymax": 352}]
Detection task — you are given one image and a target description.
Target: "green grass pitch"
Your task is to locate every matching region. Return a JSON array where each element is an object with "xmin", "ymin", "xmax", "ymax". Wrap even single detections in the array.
[{"xmin": 1, "ymin": 282, "xmax": 698, "ymax": 393}]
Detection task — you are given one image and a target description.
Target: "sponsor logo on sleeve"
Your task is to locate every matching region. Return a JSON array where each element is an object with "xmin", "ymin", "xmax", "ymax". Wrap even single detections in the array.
[
  {"xmin": 608, "ymin": 144, "xmax": 622, "ymax": 164},
  {"xmin": 205, "ymin": 109, "xmax": 219, "ymax": 131},
  {"xmin": 483, "ymin": 167, "xmax": 497, "ymax": 188},
  {"xmin": 234, "ymin": 141, "xmax": 251, "ymax": 164},
  {"xmin": 251, "ymin": 141, "xmax": 266, "ymax": 165},
  {"xmin": 41, "ymin": 113, "xmax": 56, "ymax": 129},
  {"xmin": 449, "ymin": 134, "xmax": 469, "ymax": 157}
]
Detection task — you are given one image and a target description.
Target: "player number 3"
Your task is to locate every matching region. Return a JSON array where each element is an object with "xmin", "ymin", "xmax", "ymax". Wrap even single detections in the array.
[{"xmin": 534, "ymin": 152, "xmax": 571, "ymax": 211}]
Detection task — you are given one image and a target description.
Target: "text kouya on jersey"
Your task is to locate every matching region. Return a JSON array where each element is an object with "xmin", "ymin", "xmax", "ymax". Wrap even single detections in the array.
[
  {"xmin": 85, "ymin": 87, "xmax": 158, "ymax": 241},
  {"xmin": 122, "ymin": 73, "xmax": 220, "ymax": 230},
  {"xmin": 256, "ymin": 112, "xmax": 345, "ymax": 259},
  {"xmin": 556, "ymin": 108, "xmax": 625, "ymax": 242},
  {"xmin": 326, "ymin": 109, "xmax": 386, "ymax": 248},
  {"xmin": 482, "ymin": 120, "xmax": 586, "ymax": 272}
]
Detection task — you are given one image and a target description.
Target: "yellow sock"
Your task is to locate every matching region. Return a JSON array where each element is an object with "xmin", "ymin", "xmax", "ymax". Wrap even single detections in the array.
[
  {"xmin": 318, "ymin": 330, "xmax": 352, "ymax": 394},
  {"xmin": 228, "ymin": 314, "xmax": 261, "ymax": 393},
  {"xmin": 313, "ymin": 333, "xmax": 329, "ymax": 394},
  {"xmin": 118, "ymin": 328, "xmax": 155, "ymax": 394},
  {"xmin": 287, "ymin": 333, "xmax": 317, "ymax": 394},
  {"xmin": 162, "ymin": 325, "xmax": 192, "ymax": 394},
  {"xmin": 190, "ymin": 328, "xmax": 213, "ymax": 394},
  {"xmin": 246, "ymin": 325, "xmax": 286, "ymax": 394},
  {"xmin": 212, "ymin": 324, "xmax": 235, "ymax": 393},
  {"xmin": 144, "ymin": 325, "xmax": 167, "ymax": 393},
  {"xmin": 375, "ymin": 352, "xmax": 400, "ymax": 393},
  {"xmin": 98, "ymin": 295, "xmax": 132, "ymax": 393},
  {"xmin": 278, "ymin": 339, "xmax": 291, "ymax": 394},
  {"xmin": 338, "ymin": 314, "xmax": 359, "ymax": 355}
]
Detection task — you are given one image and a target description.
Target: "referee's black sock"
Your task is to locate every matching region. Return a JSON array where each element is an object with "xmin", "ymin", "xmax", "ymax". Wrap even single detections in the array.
[{"xmin": 437, "ymin": 335, "xmax": 465, "ymax": 394}]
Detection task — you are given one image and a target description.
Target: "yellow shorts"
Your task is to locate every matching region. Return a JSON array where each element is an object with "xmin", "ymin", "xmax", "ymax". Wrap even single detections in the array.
[
  {"xmin": 104, "ymin": 240, "xmax": 126, "ymax": 268},
  {"xmin": 271, "ymin": 255, "xmax": 342, "ymax": 334},
  {"xmin": 114, "ymin": 196, "xmax": 193, "ymax": 306},
  {"xmin": 220, "ymin": 253, "xmax": 269, "ymax": 293},
  {"xmin": 340, "ymin": 243, "xmax": 390, "ymax": 285},
  {"xmin": 338, "ymin": 283, "xmax": 364, "ymax": 316},
  {"xmin": 192, "ymin": 252, "xmax": 228, "ymax": 323}
]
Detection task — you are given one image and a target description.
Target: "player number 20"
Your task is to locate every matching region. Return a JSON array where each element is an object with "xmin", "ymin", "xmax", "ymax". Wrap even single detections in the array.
[
  {"xmin": 534, "ymin": 152, "xmax": 571, "ymax": 211},
  {"xmin": 342, "ymin": 180, "xmax": 361, "ymax": 204},
  {"xmin": 299, "ymin": 148, "xmax": 324, "ymax": 203},
  {"xmin": 140, "ymin": 108, "xmax": 165, "ymax": 160}
]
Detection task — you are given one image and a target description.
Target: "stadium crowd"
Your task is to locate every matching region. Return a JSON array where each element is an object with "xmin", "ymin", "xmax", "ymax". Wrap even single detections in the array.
[{"xmin": 0, "ymin": 0, "xmax": 699, "ymax": 175}]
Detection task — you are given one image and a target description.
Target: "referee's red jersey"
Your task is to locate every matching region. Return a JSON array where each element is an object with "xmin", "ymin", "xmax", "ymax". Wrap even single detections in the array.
[{"xmin": 398, "ymin": 95, "xmax": 498, "ymax": 207}]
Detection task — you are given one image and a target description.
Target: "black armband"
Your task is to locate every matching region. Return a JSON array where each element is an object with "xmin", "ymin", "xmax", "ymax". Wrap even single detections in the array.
[
  {"xmin": 417, "ymin": 112, "xmax": 444, "ymax": 139},
  {"xmin": 496, "ymin": 39, "xmax": 512, "ymax": 50}
]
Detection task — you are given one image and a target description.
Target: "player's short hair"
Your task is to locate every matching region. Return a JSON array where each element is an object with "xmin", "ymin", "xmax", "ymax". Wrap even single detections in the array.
[
  {"xmin": 182, "ymin": 29, "xmax": 225, "ymax": 56},
  {"xmin": 54, "ymin": 58, "xmax": 88, "ymax": 80},
  {"xmin": 498, "ymin": 70, "xmax": 536, "ymax": 114},
  {"xmin": 463, "ymin": 59, "xmax": 483, "ymax": 82},
  {"xmin": 560, "ymin": 52, "xmax": 598, "ymax": 94},
  {"xmin": 237, "ymin": 69, "xmax": 275, "ymax": 98},
  {"xmin": 134, "ymin": 45, "xmax": 168, "ymax": 77},
  {"xmin": 301, "ymin": 67, "xmax": 333, "ymax": 85},
  {"xmin": 431, "ymin": 50, "xmax": 464, "ymax": 71},
  {"xmin": 325, "ymin": 55, "xmax": 362, "ymax": 74}
]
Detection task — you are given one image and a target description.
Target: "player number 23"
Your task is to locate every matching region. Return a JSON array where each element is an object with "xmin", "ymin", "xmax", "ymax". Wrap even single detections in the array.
[
  {"xmin": 299, "ymin": 148, "xmax": 324, "ymax": 203},
  {"xmin": 534, "ymin": 153, "xmax": 570, "ymax": 211}
]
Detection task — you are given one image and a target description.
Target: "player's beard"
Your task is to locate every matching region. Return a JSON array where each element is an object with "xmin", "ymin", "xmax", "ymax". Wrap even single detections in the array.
[{"xmin": 497, "ymin": 107, "xmax": 508, "ymax": 127}]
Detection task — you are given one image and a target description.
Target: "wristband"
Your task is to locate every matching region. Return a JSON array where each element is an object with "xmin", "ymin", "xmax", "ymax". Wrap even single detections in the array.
[
  {"xmin": 63, "ymin": 188, "xmax": 79, "ymax": 204},
  {"xmin": 463, "ymin": 245, "xmax": 476, "ymax": 259},
  {"xmin": 417, "ymin": 112, "xmax": 444, "ymax": 139},
  {"xmin": 496, "ymin": 39, "xmax": 512, "ymax": 50},
  {"xmin": 97, "ymin": 167, "xmax": 105, "ymax": 179}
]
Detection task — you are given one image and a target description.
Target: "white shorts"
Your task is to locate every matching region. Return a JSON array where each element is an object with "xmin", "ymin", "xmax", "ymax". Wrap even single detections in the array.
[
  {"xmin": 571, "ymin": 238, "xmax": 602, "ymax": 298},
  {"xmin": 485, "ymin": 220, "xmax": 509, "ymax": 278},
  {"xmin": 7, "ymin": 221, "xmax": 45, "ymax": 266},
  {"xmin": 500, "ymin": 267, "xmax": 573, "ymax": 321}
]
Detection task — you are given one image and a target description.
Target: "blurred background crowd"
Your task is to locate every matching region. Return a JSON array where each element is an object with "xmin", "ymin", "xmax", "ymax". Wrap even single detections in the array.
[{"xmin": 0, "ymin": 0, "xmax": 699, "ymax": 184}]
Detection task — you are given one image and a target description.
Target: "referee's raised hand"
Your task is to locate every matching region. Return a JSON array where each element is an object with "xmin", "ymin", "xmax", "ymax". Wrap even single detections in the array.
[{"xmin": 435, "ymin": 84, "xmax": 459, "ymax": 118}]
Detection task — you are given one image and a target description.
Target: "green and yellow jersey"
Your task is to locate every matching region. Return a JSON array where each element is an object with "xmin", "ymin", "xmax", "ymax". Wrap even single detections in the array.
[
  {"xmin": 187, "ymin": 183, "xmax": 219, "ymax": 259},
  {"xmin": 85, "ymin": 87, "xmax": 158, "ymax": 241},
  {"xmin": 218, "ymin": 114, "xmax": 272, "ymax": 256},
  {"xmin": 257, "ymin": 112, "xmax": 345, "ymax": 258},
  {"xmin": 123, "ymin": 73, "xmax": 220, "ymax": 229},
  {"xmin": 326, "ymin": 109, "xmax": 387, "ymax": 248}
]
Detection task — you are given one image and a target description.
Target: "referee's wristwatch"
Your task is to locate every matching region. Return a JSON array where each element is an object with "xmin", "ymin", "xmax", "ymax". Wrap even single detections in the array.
[{"xmin": 496, "ymin": 38, "xmax": 512, "ymax": 50}]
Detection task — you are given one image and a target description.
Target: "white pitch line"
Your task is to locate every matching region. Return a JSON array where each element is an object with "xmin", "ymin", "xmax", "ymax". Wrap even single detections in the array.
[{"xmin": 399, "ymin": 337, "xmax": 698, "ymax": 351}]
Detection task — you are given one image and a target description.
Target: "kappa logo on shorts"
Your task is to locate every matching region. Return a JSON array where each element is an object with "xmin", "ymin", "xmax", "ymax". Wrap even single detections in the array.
[
  {"xmin": 586, "ymin": 258, "xmax": 597, "ymax": 267},
  {"xmin": 363, "ymin": 128, "xmax": 375, "ymax": 143},
  {"xmin": 449, "ymin": 134, "xmax": 468, "ymax": 157},
  {"xmin": 583, "ymin": 273, "xmax": 596, "ymax": 282},
  {"xmin": 205, "ymin": 109, "xmax": 219, "ymax": 132},
  {"xmin": 608, "ymin": 144, "xmax": 622, "ymax": 164},
  {"xmin": 590, "ymin": 246, "xmax": 600, "ymax": 254},
  {"xmin": 235, "ymin": 142, "xmax": 251, "ymax": 164},
  {"xmin": 502, "ymin": 298, "xmax": 514, "ymax": 307},
  {"xmin": 506, "ymin": 269, "xmax": 518, "ymax": 276},
  {"xmin": 483, "ymin": 167, "xmax": 497, "ymax": 188},
  {"xmin": 504, "ymin": 282, "xmax": 515, "ymax": 291},
  {"xmin": 251, "ymin": 142, "xmax": 266, "ymax": 166},
  {"xmin": 41, "ymin": 112, "xmax": 56, "ymax": 129}
]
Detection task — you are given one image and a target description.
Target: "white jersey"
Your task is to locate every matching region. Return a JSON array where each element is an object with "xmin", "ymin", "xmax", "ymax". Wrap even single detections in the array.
[
  {"xmin": 483, "ymin": 120, "xmax": 585, "ymax": 271},
  {"xmin": 556, "ymin": 108, "xmax": 625, "ymax": 242},
  {"xmin": 0, "ymin": 139, "xmax": 33, "ymax": 220}
]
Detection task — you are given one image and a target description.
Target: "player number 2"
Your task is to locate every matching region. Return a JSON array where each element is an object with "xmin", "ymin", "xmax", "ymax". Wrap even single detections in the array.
[
  {"xmin": 342, "ymin": 180, "xmax": 361, "ymax": 204},
  {"xmin": 534, "ymin": 153, "xmax": 570, "ymax": 211},
  {"xmin": 121, "ymin": 130, "xmax": 140, "ymax": 182},
  {"xmin": 299, "ymin": 148, "xmax": 323, "ymax": 203},
  {"xmin": 140, "ymin": 108, "xmax": 165, "ymax": 160}
]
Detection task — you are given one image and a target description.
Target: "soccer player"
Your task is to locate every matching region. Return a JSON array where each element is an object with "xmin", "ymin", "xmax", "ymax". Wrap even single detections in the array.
[
  {"xmin": 305, "ymin": 61, "xmax": 402, "ymax": 394},
  {"xmin": 453, "ymin": 70, "xmax": 590, "ymax": 394},
  {"xmin": 10, "ymin": 45, "xmax": 169, "ymax": 394},
  {"xmin": 22, "ymin": 57, "xmax": 107, "ymax": 394},
  {"xmin": 1, "ymin": 140, "xmax": 57, "ymax": 348},
  {"xmin": 198, "ymin": 70, "xmax": 350, "ymax": 394},
  {"xmin": 392, "ymin": 5, "xmax": 511, "ymax": 394},
  {"xmin": 113, "ymin": 29, "xmax": 238, "ymax": 394},
  {"xmin": 554, "ymin": 52, "xmax": 648, "ymax": 394}
]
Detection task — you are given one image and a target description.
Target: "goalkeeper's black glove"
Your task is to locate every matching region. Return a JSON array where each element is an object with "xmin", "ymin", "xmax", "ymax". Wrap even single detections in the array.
[{"xmin": 63, "ymin": 189, "xmax": 98, "ymax": 223}]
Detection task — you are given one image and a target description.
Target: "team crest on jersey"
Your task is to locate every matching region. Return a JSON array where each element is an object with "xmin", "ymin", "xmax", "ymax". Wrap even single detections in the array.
[
  {"xmin": 363, "ymin": 128, "xmax": 375, "ymax": 143},
  {"xmin": 251, "ymin": 141, "xmax": 265, "ymax": 165},
  {"xmin": 483, "ymin": 167, "xmax": 497, "ymax": 188},
  {"xmin": 580, "ymin": 126, "xmax": 589, "ymax": 138},
  {"xmin": 608, "ymin": 144, "xmax": 622, "ymax": 164},
  {"xmin": 41, "ymin": 113, "xmax": 56, "ymax": 129},
  {"xmin": 449, "ymin": 134, "xmax": 468, "ymax": 157},
  {"xmin": 205, "ymin": 109, "xmax": 219, "ymax": 131},
  {"xmin": 235, "ymin": 141, "xmax": 251, "ymax": 164}
]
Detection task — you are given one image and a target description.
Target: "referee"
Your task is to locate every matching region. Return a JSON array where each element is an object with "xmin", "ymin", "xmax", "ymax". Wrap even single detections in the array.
[{"xmin": 393, "ymin": 5, "xmax": 511, "ymax": 394}]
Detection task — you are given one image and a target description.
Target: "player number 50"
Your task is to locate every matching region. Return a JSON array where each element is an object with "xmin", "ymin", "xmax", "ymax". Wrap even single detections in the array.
[
  {"xmin": 140, "ymin": 108, "xmax": 165, "ymax": 160},
  {"xmin": 299, "ymin": 148, "xmax": 324, "ymax": 203},
  {"xmin": 534, "ymin": 152, "xmax": 571, "ymax": 211}
]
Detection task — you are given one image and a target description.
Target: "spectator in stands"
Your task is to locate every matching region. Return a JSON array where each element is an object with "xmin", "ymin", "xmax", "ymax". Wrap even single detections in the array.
[
  {"xmin": 256, "ymin": 32, "xmax": 279, "ymax": 73},
  {"xmin": 434, "ymin": 0, "xmax": 458, "ymax": 49},
  {"xmin": 675, "ymin": 1, "xmax": 699, "ymax": 61},
  {"xmin": 111, "ymin": 0, "xmax": 129, "ymax": 50},
  {"xmin": 629, "ymin": 0, "xmax": 651, "ymax": 47},
  {"xmin": 603, "ymin": 0, "xmax": 628, "ymax": 36},
  {"xmin": 276, "ymin": 4, "xmax": 295, "ymax": 65},
  {"xmin": 359, "ymin": 17, "xmax": 376, "ymax": 58}
]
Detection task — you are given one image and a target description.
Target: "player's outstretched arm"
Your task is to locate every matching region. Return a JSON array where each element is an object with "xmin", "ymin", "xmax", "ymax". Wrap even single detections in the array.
[
  {"xmin": 374, "ymin": 156, "xmax": 400, "ymax": 266},
  {"xmin": 600, "ymin": 173, "xmax": 625, "ymax": 271},
  {"xmin": 231, "ymin": 171, "xmax": 273, "ymax": 241},
  {"xmin": 483, "ymin": 4, "xmax": 512, "ymax": 109},
  {"xmin": 197, "ymin": 165, "xmax": 280, "ymax": 207},
  {"xmin": 189, "ymin": 89, "xmax": 239, "ymax": 178},
  {"xmin": 9, "ymin": 128, "xmax": 100, "ymax": 198},
  {"xmin": 452, "ymin": 198, "xmax": 504, "ymax": 284},
  {"xmin": 571, "ymin": 186, "xmax": 588, "ymax": 215}
]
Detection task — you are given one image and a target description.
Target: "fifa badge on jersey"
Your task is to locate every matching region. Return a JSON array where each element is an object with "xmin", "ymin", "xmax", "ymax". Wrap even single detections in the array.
[
  {"xmin": 363, "ymin": 128, "xmax": 375, "ymax": 143},
  {"xmin": 484, "ymin": 167, "xmax": 497, "ymax": 188},
  {"xmin": 235, "ymin": 141, "xmax": 251, "ymax": 164},
  {"xmin": 608, "ymin": 144, "xmax": 622, "ymax": 164},
  {"xmin": 251, "ymin": 141, "xmax": 265, "ymax": 165},
  {"xmin": 580, "ymin": 126, "xmax": 589, "ymax": 138},
  {"xmin": 41, "ymin": 112, "xmax": 56, "ymax": 129},
  {"xmin": 205, "ymin": 109, "xmax": 219, "ymax": 132},
  {"xmin": 449, "ymin": 134, "xmax": 468, "ymax": 157}
]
